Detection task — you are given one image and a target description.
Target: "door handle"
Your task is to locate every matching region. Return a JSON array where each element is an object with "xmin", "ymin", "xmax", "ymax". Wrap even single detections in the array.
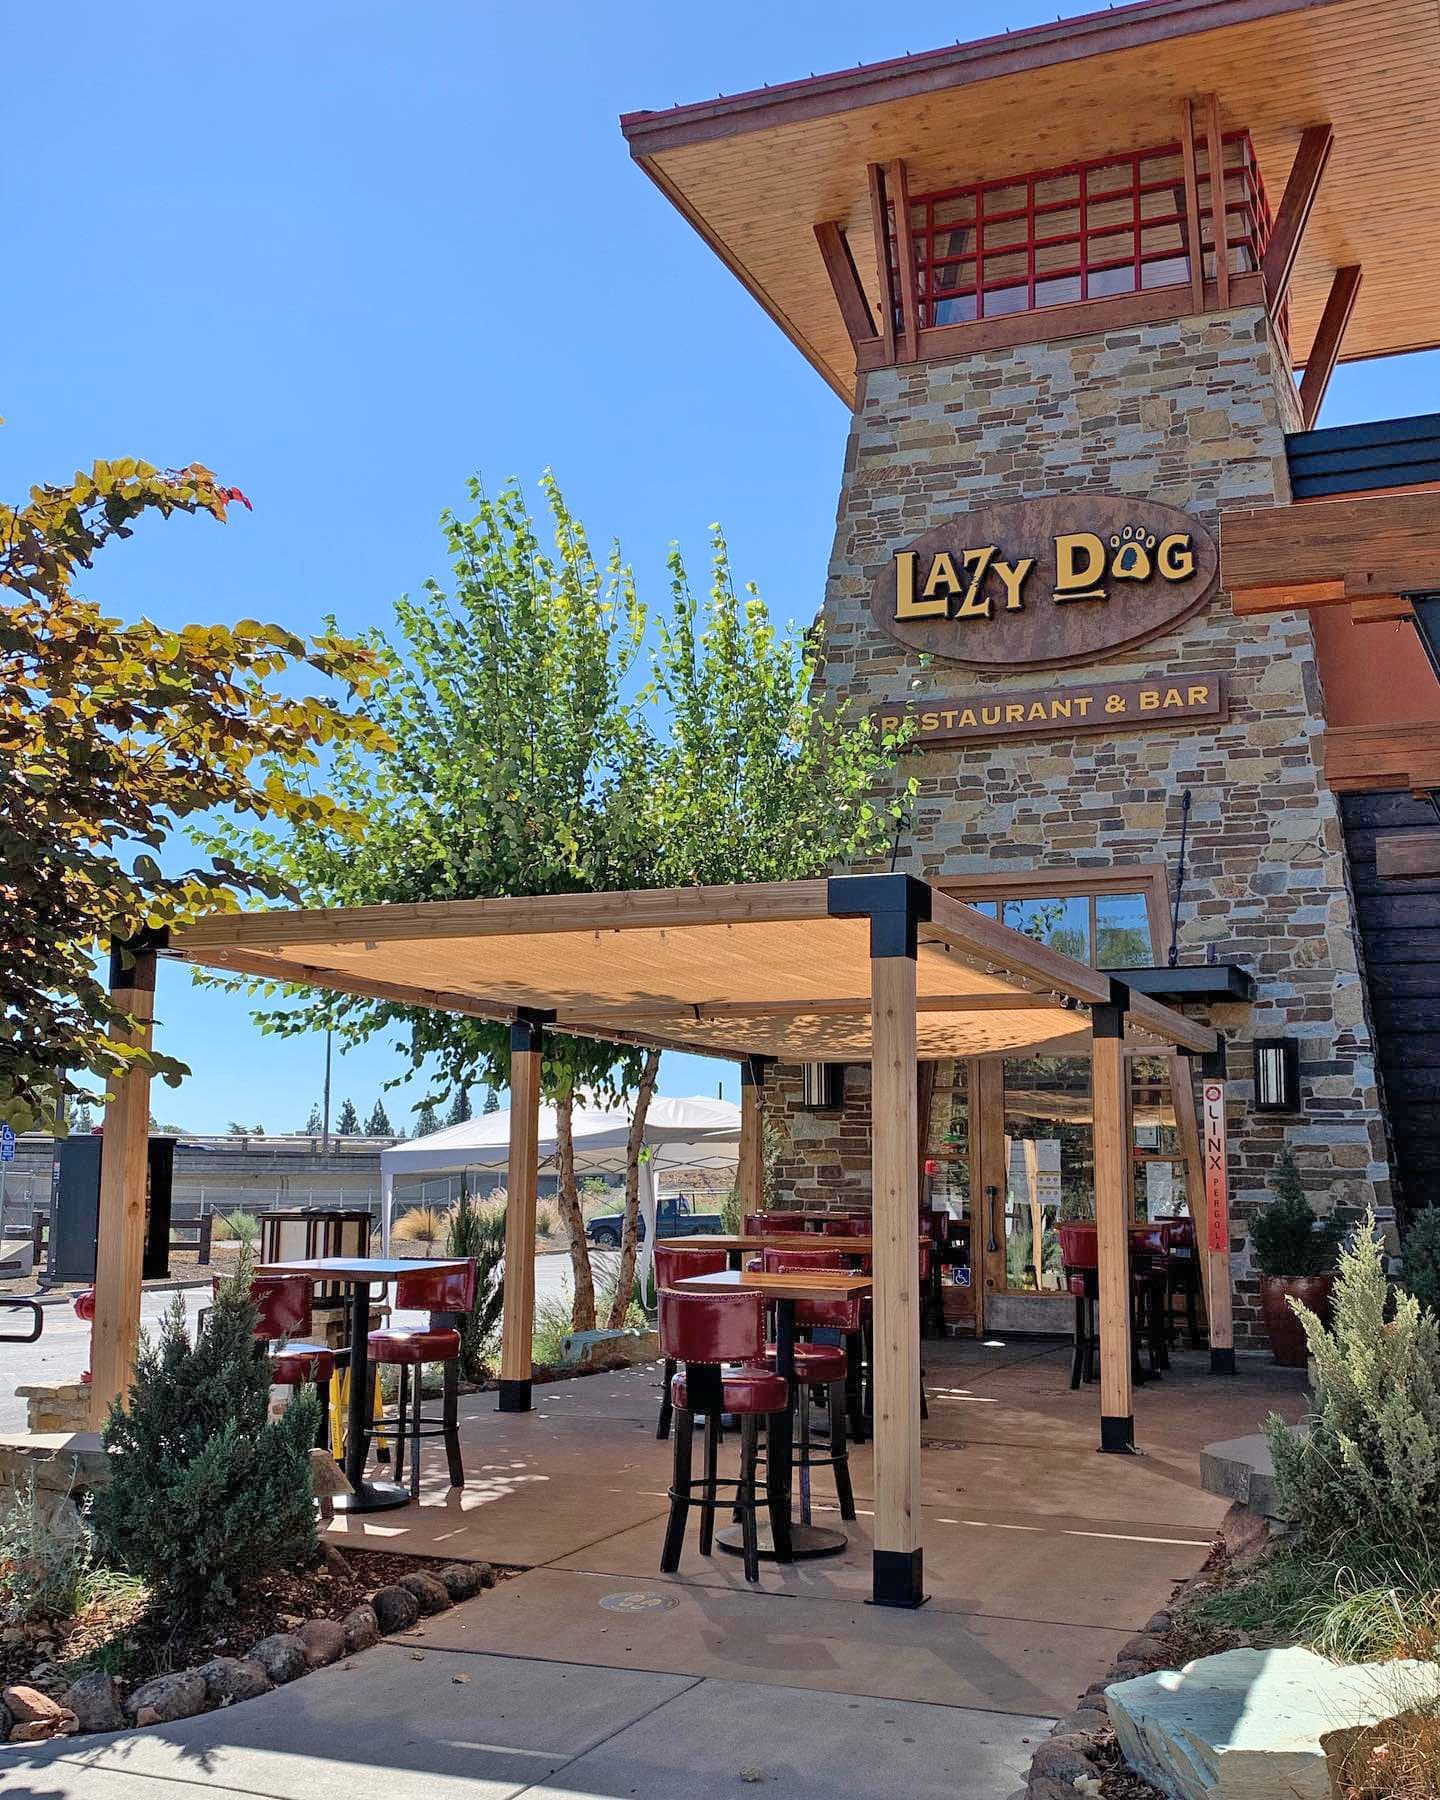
[{"xmin": 985, "ymin": 1185, "xmax": 1000, "ymax": 1255}]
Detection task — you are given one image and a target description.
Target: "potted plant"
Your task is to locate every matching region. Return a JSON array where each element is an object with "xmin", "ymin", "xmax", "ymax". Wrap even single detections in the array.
[{"xmin": 1250, "ymin": 1150, "xmax": 1343, "ymax": 1366}]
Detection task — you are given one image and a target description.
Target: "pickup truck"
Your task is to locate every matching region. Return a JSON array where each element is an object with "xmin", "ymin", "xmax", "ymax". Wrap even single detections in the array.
[{"xmin": 585, "ymin": 1193, "xmax": 725, "ymax": 1248}]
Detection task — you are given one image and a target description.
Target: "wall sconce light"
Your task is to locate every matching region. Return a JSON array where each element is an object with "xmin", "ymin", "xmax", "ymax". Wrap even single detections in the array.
[
  {"xmin": 799, "ymin": 1063, "xmax": 845, "ymax": 1111},
  {"xmin": 1253, "ymin": 1038, "xmax": 1301, "ymax": 1113}
]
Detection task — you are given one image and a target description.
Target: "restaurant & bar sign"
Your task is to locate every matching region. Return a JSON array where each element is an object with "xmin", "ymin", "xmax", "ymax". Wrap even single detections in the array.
[
  {"xmin": 870, "ymin": 495, "xmax": 1220, "ymax": 670},
  {"xmin": 873, "ymin": 674, "xmax": 1229, "ymax": 748}
]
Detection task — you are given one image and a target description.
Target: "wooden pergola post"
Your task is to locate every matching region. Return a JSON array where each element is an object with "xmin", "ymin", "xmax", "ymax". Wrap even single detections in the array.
[
  {"xmin": 737, "ymin": 1054, "xmax": 766, "ymax": 1220},
  {"xmin": 1092, "ymin": 982, "xmax": 1135, "ymax": 1454},
  {"xmin": 832, "ymin": 873, "xmax": 927, "ymax": 1608},
  {"xmin": 499, "ymin": 1010, "xmax": 545, "ymax": 1413},
  {"xmin": 89, "ymin": 938, "xmax": 160, "ymax": 1427}
]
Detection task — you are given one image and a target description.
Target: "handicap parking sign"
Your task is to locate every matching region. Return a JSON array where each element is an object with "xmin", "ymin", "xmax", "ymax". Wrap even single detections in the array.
[{"xmin": 0, "ymin": 1125, "xmax": 14, "ymax": 1163}]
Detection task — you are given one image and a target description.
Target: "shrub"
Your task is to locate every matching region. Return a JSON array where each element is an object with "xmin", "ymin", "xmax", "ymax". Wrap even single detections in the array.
[
  {"xmin": 1402, "ymin": 1205, "xmax": 1440, "ymax": 1317},
  {"xmin": 92, "ymin": 1254, "xmax": 320, "ymax": 1620},
  {"xmin": 531, "ymin": 1291, "xmax": 573, "ymax": 1369},
  {"xmin": 1250, "ymin": 1151, "xmax": 1342, "ymax": 1276},
  {"xmin": 444, "ymin": 1189, "xmax": 505, "ymax": 1382},
  {"xmin": 720, "ymin": 1184, "xmax": 743, "ymax": 1236},
  {"xmin": 211, "ymin": 1208, "xmax": 260, "ymax": 1248},
  {"xmin": 1266, "ymin": 1214, "xmax": 1440, "ymax": 1558},
  {"xmin": 534, "ymin": 1199, "xmax": 558, "ymax": 1239},
  {"xmin": 0, "ymin": 1472, "xmax": 96, "ymax": 1626},
  {"xmin": 391, "ymin": 1203, "xmax": 447, "ymax": 1250}
]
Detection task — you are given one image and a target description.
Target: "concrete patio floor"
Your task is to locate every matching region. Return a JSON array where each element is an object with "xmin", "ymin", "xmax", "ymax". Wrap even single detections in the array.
[{"xmin": 2, "ymin": 1338, "xmax": 1307, "ymax": 1800}]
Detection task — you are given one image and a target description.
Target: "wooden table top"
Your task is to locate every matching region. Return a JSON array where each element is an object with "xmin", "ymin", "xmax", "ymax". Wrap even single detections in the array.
[
  {"xmin": 662, "ymin": 1234, "xmax": 872, "ymax": 1254},
  {"xmin": 670, "ymin": 1269, "xmax": 873, "ymax": 1302},
  {"xmin": 258, "ymin": 1257, "xmax": 469, "ymax": 1281}
]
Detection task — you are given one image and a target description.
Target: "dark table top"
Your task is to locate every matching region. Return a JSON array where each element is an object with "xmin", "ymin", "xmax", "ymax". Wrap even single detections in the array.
[
  {"xmin": 257, "ymin": 1257, "xmax": 469, "ymax": 1281},
  {"xmin": 671, "ymin": 1269, "xmax": 873, "ymax": 1302}
]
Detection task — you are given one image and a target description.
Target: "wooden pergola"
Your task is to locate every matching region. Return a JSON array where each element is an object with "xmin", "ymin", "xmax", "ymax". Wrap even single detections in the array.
[{"xmin": 92, "ymin": 873, "xmax": 1218, "ymax": 1609}]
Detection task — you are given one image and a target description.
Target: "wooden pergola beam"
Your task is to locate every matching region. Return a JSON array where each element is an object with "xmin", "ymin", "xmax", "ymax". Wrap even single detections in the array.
[
  {"xmin": 866, "ymin": 162, "xmax": 897, "ymax": 366},
  {"xmin": 1092, "ymin": 992, "xmax": 1134, "ymax": 1451},
  {"xmin": 89, "ymin": 941, "xmax": 159, "ymax": 1427},
  {"xmin": 814, "ymin": 221, "xmax": 878, "ymax": 348},
  {"xmin": 1178, "ymin": 98, "xmax": 1206, "ymax": 313},
  {"xmin": 737, "ymin": 1055, "xmax": 766, "ymax": 1220},
  {"xmin": 1202, "ymin": 94, "xmax": 1230, "ymax": 309},
  {"xmin": 1261, "ymin": 123, "xmax": 1334, "ymax": 314},
  {"xmin": 1299, "ymin": 265, "xmax": 1363, "ymax": 430},
  {"xmin": 1224, "ymin": 488, "xmax": 1440, "ymax": 607},
  {"xmin": 1377, "ymin": 831, "xmax": 1440, "ymax": 879}
]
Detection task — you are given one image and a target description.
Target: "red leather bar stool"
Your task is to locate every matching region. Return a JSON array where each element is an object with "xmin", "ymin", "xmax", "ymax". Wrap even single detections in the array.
[
  {"xmin": 1130, "ymin": 1222, "xmax": 1173, "ymax": 1375},
  {"xmin": 208, "ymin": 1273, "xmax": 336, "ymax": 1447},
  {"xmin": 744, "ymin": 1210, "xmax": 810, "ymax": 1234},
  {"xmin": 758, "ymin": 1249, "xmax": 858, "ymax": 1522},
  {"xmin": 1058, "ymin": 1222, "xmax": 1165, "ymax": 1390},
  {"xmin": 653, "ymin": 1243, "xmax": 728, "ymax": 1440},
  {"xmin": 857, "ymin": 1242, "xmax": 930, "ymax": 1432},
  {"xmin": 364, "ymin": 1260, "xmax": 477, "ymax": 1499},
  {"xmin": 1165, "ymin": 1216, "xmax": 1203, "ymax": 1347},
  {"xmin": 658, "ymin": 1286, "xmax": 790, "ymax": 1584},
  {"xmin": 819, "ymin": 1212, "xmax": 871, "ymax": 1238}
]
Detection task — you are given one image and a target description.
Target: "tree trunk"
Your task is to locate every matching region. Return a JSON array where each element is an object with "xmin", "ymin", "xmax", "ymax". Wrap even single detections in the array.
[
  {"xmin": 555, "ymin": 1085, "xmax": 597, "ymax": 1331},
  {"xmin": 609, "ymin": 1048, "xmax": 661, "ymax": 1328}
]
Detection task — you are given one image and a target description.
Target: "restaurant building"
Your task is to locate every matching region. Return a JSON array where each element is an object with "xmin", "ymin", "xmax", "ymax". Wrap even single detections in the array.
[{"xmin": 621, "ymin": 0, "xmax": 1440, "ymax": 1348}]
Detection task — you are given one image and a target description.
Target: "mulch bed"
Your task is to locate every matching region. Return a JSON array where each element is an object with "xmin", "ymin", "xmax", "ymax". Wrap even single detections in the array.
[{"xmin": 2, "ymin": 1546, "xmax": 483, "ymax": 1699}]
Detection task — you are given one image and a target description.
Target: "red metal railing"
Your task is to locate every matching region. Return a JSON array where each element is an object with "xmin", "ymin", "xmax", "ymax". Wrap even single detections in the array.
[{"xmin": 894, "ymin": 131, "xmax": 1275, "ymax": 338}]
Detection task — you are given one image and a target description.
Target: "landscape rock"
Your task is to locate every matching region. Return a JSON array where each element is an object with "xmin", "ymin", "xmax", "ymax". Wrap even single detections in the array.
[
  {"xmin": 371, "ymin": 1584, "xmax": 420, "ymax": 1633},
  {"xmin": 558, "ymin": 1326, "xmax": 659, "ymax": 1369},
  {"xmin": 0, "ymin": 1701, "xmax": 10, "ymax": 1740},
  {"xmin": 9, "ymin": 1711, "xmax": 78, "ymax": 1743},
  {"xmin": 126, "ymin": 1669, "xmax": 208, "ymax": 1727},
  {"xmin": 198, "ymin": 1657, "xmax": 271, "ymax": 1707},
  {"xmin": 1106, "ymin": 1645, "xmax": 1440, "ymax": 1800},
  {"xmin": 297, "ymin": 1618, "xmax": 347, "ymax": 1667},
  {"xmin": 249, "ymin": 1632, "xmax": 308, "ymax": 1685},
  {"xmin": 308, "ymin": 1449, "xmax": 353, "ymax": 1500},
  {"xmin": 438, "ymin": 1562, "xmax": 483, "ymax": 1602},
  {"xmin": 1198, "ymin": 1434, "xmax": 1287, "ymax": 1519},
  {"xmin": 63, "ymin": 1669, "xmax": 124, "ymax": 1732},
  {"xmin": 341, "ymin": 1605, "xmax": 380, "ymax": 1653},
  {"xmin": 1028, "ymin": 1734, "xmax": 1094, "ymax": 1783},
  {"xmin": 3, "ymin": 1684, "xmax": 64, "ymax": 1724},
  {"xmin": 397, "ymin": 1569, "xmax": 452, "ymax": 1615}
]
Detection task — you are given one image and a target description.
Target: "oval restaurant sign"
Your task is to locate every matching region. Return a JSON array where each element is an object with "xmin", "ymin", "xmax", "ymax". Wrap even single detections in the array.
[{"xmin": 869, "ymin": 495, "xmax": 1219, "ymax": 671}]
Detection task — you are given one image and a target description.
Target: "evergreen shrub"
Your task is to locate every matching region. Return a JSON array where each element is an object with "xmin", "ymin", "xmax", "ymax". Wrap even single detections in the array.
[
  {"xmin": 1267, "ymin": 1215, "xmax": 1440, "ymax": 1557},
  {"xmin": 92, "ymin": 1256, "xmax": 319, "ymax": 1619},
  {"xmin": 1402, "ymin": 1205, "xmax": 1440, "ymax": 1317}
]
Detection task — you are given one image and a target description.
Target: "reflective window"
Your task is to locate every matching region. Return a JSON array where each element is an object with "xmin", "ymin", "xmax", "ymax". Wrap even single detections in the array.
[
  {"xmin": 1003, "ymin": 895, "xmax": 1090, "ymax": 962},
  {"xmin": 1096, "ymin": 892, "xmax": 1153, "ymax": 967}
]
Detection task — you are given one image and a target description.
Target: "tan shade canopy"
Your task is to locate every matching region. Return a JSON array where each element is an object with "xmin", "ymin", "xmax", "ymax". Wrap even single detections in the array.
[
  {"xmin": 621, "ymin": 0, "xmax": 1440, "ymax": 402},
  {"xmin": 168, "ymin": 878, "xmax": 1215, "ymax": 1063}
]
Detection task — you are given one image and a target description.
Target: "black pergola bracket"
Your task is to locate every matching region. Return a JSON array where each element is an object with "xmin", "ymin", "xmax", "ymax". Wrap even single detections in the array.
[
  {"xmin": 870, "ymin": 1548, "xmax": 929, "ymax": 1609},
  {"xmin": 1099, "ymin": 1414, "xmax": 1136, "ymax": 1454},
  {"xmin": 510, "ymin": 1008, "xmax": 556, "ymax": 1054},
  {"xmin": 498, "ymin": 1379, "xmax": 532, "ymax": 1414},
  {"xmin": 826, "ymin": 871, "xmax": 932, "ymax": 959},
  {"xmin": 1210, "ymin": 1348, "xmax": 1238, "ymax": 1377}
]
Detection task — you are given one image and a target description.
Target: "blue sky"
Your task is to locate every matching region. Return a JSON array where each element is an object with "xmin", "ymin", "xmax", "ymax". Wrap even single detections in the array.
[{"xmin": 10, "ymin": 1, "xmax": 1434, "ymax": 1132}]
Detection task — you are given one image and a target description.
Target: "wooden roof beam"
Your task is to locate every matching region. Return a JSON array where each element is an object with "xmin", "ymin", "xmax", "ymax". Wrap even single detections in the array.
[
  {"xmin": 813, "ymin": 221, "xmax": 878, "ymax": 349},
  {"xmin": 1262, "ymin": 123, "xmax": 1334, "ymax": 314},
  {"xmin": 1223, "ymin": 489, "xmax": 1440, "ymax": 609},
  {"xmin": 1377, "ymin": 831, "xmax": 1440, "ymax": 878},
  {"xmin": 1299, "ymin": 265, "xmax": 1363, "ymax": 429}
]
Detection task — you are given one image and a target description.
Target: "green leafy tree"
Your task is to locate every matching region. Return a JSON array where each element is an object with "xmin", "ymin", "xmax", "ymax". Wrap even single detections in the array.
[
  {"xmin": 413, "ymin": 1099, "xmax": 441, "ymax": 1136},
  {"xmin": 364, "ymin": 1097, "xmax": 394, "ymax": 1135},
  {"xmin": 335, "ymin": 1097, "xmax": 360, "ymax": 1135},
  {"xmin": 446, "ymin": 1086, "xmax": 472, "ymax": 1128},
  {"xmin": 204, "ymin": 477, "xmax": 905, "ymax": 1334},
  {"xmin": 0, "ymin": 453, "xmax": 387, "ymax": 1131},
  {"xmin": 92, "ymin": 1256, "xmax": 320, "ymax": 1619}
]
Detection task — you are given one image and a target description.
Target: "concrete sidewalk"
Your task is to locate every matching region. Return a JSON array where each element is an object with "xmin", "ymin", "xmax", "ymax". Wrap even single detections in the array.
[
  {"xmin": 0, "ymin": 1640, "xmax": 1047, "ymax": 1798},
  {"xmin": 0, "ymin": 1340, "xmax": 1304, "ymax": 1798}
]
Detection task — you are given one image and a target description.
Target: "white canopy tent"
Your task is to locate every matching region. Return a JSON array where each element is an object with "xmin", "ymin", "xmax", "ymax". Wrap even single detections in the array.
[{"xmin": 380, "ymin": 1093, "xmax": 741, "ymax": 1282}]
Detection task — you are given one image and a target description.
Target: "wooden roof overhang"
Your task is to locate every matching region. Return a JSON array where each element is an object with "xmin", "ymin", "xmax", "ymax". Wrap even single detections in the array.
[
  {"xmin": 167, "ymin": 877, "xmax": 1216, "ymax": 1064},
  {"xmin": 620, "ymin": 0, "xmax": 1440, "ymax": 404}
]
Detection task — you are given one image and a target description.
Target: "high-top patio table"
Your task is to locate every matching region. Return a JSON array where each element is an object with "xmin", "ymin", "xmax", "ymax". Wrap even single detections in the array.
[
  {"xmin": 259, "ymin": 1255, "xmax": 470, "ymax": 1514},
  {"xmin": 663, "ymin": 1233, "xmax": 872, "ymax": 1270},
  {"xmin": 670, "ymin": 1266, "xmax": 873, "ymax": 1559}
]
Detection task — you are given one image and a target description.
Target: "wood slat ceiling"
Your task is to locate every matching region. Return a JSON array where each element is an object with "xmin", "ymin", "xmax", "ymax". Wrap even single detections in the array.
[
  {"xmin": 624, "ymin": 0, "xmax": 1439, "ymax": 402},
  {"xmin": 171, "ymin": 884, "xmax": 1185, "ymax": 1062}
]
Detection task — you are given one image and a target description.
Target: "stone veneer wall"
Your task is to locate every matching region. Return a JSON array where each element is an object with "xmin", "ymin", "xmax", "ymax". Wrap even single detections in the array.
[{"xmin": 767, "ymin": 306, "xmax": 1392, "ymax": 1350}]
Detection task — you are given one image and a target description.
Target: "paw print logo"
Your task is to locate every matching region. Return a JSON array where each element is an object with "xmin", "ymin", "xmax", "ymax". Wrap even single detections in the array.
[{"xmin": 1109, "ymin": 526, "xmax": 1159, "ymax": 581}]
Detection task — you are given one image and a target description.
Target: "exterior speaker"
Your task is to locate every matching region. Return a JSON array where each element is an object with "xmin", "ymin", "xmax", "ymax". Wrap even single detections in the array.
[{"xmin": 799, "ymin": 1063, "xmax": 844, "ymax": 1111}]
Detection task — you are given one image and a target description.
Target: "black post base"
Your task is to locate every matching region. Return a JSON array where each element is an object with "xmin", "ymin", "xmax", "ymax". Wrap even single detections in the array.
[
  {"xmin": 1099, "ymin": 1414, "xmax": 1136, "ymax": 1454},
  {"xmin": 1210, "ymin": 1347, "xmax": 1237, "ymax": 1377},
  {"xmin": 498, "ymin": 1379, "xmax": 532, "ymax": 1413},
  {"xmin": 870, "ymin": 1548, "xmax": 928, "ymax": 1609}
]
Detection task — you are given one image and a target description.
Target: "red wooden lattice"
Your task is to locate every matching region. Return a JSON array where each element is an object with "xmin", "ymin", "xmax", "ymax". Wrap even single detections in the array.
[{"xmin": 890, "ymin": 131, "xmax": 1277, "ymax": 340}]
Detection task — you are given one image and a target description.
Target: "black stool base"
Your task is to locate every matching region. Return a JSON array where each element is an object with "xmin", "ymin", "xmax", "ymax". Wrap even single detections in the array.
[
  {"xmin": 332, "ymin": 1478, "xmax": 410, "ymax": 1513},
  {"xmin": 716, "ymin": 1521, "xmax": 846, "ymax": 1561}
]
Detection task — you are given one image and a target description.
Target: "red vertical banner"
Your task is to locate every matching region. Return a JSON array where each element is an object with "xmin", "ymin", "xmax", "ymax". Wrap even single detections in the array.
[{"xmin": 1201, "ymin": 1080, "xmax": 1230, "ymax": 1255}]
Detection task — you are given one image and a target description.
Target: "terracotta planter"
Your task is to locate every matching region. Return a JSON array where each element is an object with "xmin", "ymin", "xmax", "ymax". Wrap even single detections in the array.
[{"xmin": 1259, "ymin": 1273, "xmax": 1334, "ymax": 1367}]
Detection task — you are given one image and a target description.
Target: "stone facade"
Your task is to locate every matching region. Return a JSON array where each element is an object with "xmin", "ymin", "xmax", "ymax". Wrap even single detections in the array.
[{"xmin": 770, "ymin": 306, "xmax": 1392, "ymax": 1350}]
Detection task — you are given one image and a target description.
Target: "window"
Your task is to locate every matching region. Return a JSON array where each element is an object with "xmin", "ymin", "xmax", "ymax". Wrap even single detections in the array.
[
  {"xmin": 962, "ymin": 882, "xmax": 1158, "ymax": 970},
  {"xmin": 902, "ymin": 131, "xmax": 1273, "ymax": 335}
]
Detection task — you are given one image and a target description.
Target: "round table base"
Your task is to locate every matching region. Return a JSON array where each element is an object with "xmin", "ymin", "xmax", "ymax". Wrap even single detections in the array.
[
  {"xmin": 332, "ymin": 1479, "xmax": 411, "ymax": 1514},
  {"xmin": 715, "ymin": 1521, "xmax": 847, "ymax": 1561}
]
